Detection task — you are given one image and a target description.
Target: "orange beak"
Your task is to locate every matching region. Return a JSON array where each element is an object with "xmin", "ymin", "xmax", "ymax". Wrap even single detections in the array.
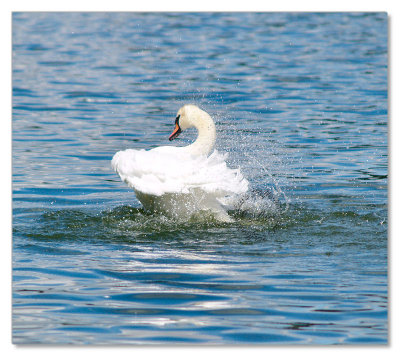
[{"xmin": 169, "ymin": 117, "xmax": 182, "ymax": 141}]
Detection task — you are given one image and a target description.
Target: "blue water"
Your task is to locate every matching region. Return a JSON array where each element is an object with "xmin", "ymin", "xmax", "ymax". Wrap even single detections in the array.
[{"xmin": 12, "ymin": 12, "xmax": 387, "ymax": 344}]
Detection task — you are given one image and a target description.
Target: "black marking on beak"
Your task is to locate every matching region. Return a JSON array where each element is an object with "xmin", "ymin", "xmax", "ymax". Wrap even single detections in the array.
[{"xmin": 169, "ymin": 115, "xmax": 182, "ymax": 141}]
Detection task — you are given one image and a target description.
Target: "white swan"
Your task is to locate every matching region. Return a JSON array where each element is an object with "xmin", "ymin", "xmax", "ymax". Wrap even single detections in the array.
[{"xmin": 111, "ymin": 104, "xmax": 248, "ymax": 221}]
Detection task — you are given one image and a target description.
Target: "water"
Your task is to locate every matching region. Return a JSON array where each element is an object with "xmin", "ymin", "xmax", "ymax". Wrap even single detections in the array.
[{"xmin": 12, "ymin": 12, "xmax": 387, "ymax": 344}]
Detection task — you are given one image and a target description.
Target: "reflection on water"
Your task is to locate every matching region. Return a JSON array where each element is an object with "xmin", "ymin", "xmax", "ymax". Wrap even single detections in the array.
[{"xmin": 12, "ymin": 12, "xmax": 387, "ymax": 344}]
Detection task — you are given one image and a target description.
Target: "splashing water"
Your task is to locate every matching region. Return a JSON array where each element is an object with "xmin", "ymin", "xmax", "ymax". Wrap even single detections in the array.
[{"xmin": 212, "ymin": 109, "xmax": 292, "ymax": 220}]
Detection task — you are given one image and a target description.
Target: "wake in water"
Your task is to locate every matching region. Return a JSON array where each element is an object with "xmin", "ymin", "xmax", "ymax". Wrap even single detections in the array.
[{"xmin": 26, "ymin": 202, "xmax": 290, "ymax": 246}]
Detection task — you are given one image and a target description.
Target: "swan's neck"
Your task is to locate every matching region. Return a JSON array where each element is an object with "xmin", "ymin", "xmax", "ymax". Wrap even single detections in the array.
[{"xmin": 186, "ymin": 112, "xmax": 216, "ymax": 156}]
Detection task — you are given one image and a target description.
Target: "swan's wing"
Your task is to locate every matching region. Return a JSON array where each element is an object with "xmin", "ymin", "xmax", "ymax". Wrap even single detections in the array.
[
  {"xmin": 112, "ymin": 148, "xmax": 184, "ymax": 195},
  {"xmin": 111, "ymin": 149, "xmax": 248, "ymax": 197},
  {"xmin": 180, "ymin": 150, "xmax": 249, "ymax": 196}
]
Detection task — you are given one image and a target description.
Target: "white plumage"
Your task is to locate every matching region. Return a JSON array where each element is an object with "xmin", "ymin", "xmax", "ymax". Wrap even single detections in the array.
[{"xmin": 111, "ymin": 104, "xmax": 248, "ymax": 221}]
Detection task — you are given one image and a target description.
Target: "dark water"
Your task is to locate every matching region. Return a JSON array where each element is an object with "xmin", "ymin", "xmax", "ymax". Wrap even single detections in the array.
[{"xmin": 12, "ymin": 12, "xmax": 387, "ymax": 344}]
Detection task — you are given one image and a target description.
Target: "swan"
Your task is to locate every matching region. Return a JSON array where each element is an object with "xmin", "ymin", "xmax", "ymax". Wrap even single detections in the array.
[{"xmin": 111, "ymin": 104, "xmax": 249, "ymax": 222}]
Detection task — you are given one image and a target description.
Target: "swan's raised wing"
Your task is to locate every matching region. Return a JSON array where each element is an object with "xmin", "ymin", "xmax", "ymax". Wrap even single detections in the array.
[{"xmin": 111, "ymin": 148, "xmax": 248, "ymax": 197}]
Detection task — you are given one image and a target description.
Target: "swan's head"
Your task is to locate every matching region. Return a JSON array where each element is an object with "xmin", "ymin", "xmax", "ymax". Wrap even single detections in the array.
[{"xmin": 169, "ymin": 104, "xmax": 208, "ymax": 141}]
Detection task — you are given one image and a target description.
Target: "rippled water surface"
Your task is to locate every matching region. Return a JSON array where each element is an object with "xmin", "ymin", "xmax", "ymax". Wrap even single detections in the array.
[{"xmin": 12, "ymin": 12, "xmax": 387, "ymax": 344}]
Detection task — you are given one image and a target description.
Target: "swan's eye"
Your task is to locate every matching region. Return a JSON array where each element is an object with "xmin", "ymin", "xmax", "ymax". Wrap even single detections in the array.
[{"xmin": 175, "ymin": 115, "xmax": 180, "ymax": 124}]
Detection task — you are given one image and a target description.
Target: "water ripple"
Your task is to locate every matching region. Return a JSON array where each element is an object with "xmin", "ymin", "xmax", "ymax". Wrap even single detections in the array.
[{"xmin": 12, "ymin": 12, "xmax": 387, "ymax": 345}]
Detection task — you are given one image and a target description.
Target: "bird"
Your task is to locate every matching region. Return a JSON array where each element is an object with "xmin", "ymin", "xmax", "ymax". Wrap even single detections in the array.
[{"xmin": 111, "ymin": 104, "xmax": 248, "ymax": 222}]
